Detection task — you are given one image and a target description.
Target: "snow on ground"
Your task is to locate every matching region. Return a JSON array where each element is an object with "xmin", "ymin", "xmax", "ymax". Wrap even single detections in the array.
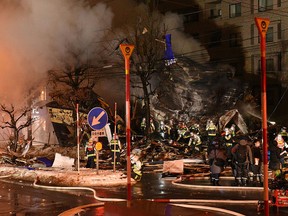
[{"xmin": 0, "ymin": 165, "xmax": 134, "ymax": 187}]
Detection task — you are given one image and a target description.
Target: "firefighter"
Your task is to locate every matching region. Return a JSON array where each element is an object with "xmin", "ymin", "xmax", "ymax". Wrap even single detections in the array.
[
  {"xmin": 269, "ymin": 136, "xmax": 282, "ymax": 178},
  {"xmin": 149, "ymin": 118, "xmax": 156, "ymax": 133},
  {"xmin": 208, "ymin": 138, "xmax": 227, "ymax": 186},
  {"xmin": 186, "ymin": 132, "xmax": 202, "ymax": 154},
  {"xmin": 131, "ymin": 149, "xmax": 142, "ymax": 181},
  {"xmin": 231, "ymin": 138, "xmax": 253, "ymax": 186},
  {"xmin": 140, "ymin": 118, "xmax": 146, "ymax": 135},
  {"xmin": 251, "ymin": 139, "xmax": 262, "ymax": 185},
  {"xmin": 230, "ymin": 124, "xmax": 236, "ymax": 137},
  {"xmin": 274, "ymin": 134, "xmax": 288, "ymax": 168},
  {"xmin": 176, "ymin": 122, "xmax": 189, "ymax": 142},
  {"xmin": 222, "ymin": 127, "xmax": 234, "ymax": 148},
  {"xmin": 222, "ymin": 127, "xmax": 236, "ymax": 179},
  {"xmin": 206, "ymin": 120, "xmax": 217, "ymax": 145},
  {"xmin": 85, "ymin": 139, "xmax": 96, "ymax": 168},
  {"xmin": 109, "ymin": 134, "xmax": 122, "ymax": 165},
  {"xmin": 159, "ymin": 121, "xmax": 170, "ymax": 140},
  {"xmin": 190, "ymin": 123, "xmax": 200, "ymax": 135},
  {"xmin": 280, "ymin": 127, "xmax": 288, "ymax": 142}
]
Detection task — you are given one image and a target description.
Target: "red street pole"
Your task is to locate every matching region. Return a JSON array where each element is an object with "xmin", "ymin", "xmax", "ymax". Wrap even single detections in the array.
[
  {"xmin": 119, "ymin": 44, "xmax": 134, "ymax": 205},
  {"xmin": 113, "ymin": 102, "xmax": 117, "ymax": 172},
  {"xmin": 255, "ymin": 17, "xmax": 270, "ymax": 216},
  {"xmin": 76, "ymin": 103, "xmax": 80, "ymax": 174}
]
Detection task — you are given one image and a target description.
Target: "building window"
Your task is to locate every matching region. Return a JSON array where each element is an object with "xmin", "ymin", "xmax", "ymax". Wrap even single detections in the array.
[
  {"xmin": 266, "ymin": 59, "xmax": 275, "ymax": 72},
  {"xmin": 258, "ymin": 58, "xmax": 275, "ymax": 73},
  {"xmin": 278, "ymin": 23, "xmax": 281, "ymax": 40},
  {"xmin": 209, "ymin": 31, "xmax": 222, "ymax": 47},
  {"xmin": 266, "ymin": 27, "xmax": 273, "ymax": 42},
  {"xmin": 251, "ymin": 55, "xmax": 255, "ymax": 74},
  {"xmin": 251, "ymin": 24, "xmax": 254, "ymax": 45},
  {"xmin": 278, "ymin": 52, "xmax": 282, "ymax": 71},
  {"xmin": 251, "ymin": 0, "xmax": 254, "ymax": 14},
  {"xmin": 208, "ymin": 2, "xmax": 222, "ymax": 19},
  {"xmin": 278, "ymin": 0, "xmax": 281, "ymax": 7},
  {"xmin": 258, "ymin": 0, "xmax": 273, "ymax": 12},
  {"xmin": 184, "ymin": 13, "xmax": 199, "ymax": 23},
  {"xmin": 259, "ymin": 27, "xmax": 273, "ymax": 43},
  {"xmin": 229, "ymin": 3, "xmax": 241, "ymax": 18},
  {"xmin": 229, "ymin": 33, "xmax": 241, "ymax": 47}
]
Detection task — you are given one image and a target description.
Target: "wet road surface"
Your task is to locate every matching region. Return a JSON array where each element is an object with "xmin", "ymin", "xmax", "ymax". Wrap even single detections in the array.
[{"xmin": 1, "ymin": 173, "xmax": 288, "ymax": 215}]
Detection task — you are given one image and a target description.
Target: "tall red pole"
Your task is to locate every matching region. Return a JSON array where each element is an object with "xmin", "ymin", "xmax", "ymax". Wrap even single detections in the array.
[
  {"xmin": 120, "ymin": 44, "xmax": 134, "ymax": 205},
  {"xmin": 113, "ymin": 102, "xmax": 117, "ymax": 172},
  {"xmin": 255, "ymin": 17, "xmax": 270, "ymax": 216},
  {"xmin": 76, "ymin": 103, "xmax": 80, "ymax": 174}
]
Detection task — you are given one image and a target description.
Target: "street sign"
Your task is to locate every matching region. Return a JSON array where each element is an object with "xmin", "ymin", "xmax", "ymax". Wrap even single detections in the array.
[
  {"xmin": 95, "ymin": 142, "xmax": 103, "ymax": 151},
  {"xmin": 91, "ymin": 129, "xmax": 106, "ymax": 138},
  {"xmin": 255, "ymin": 17, "xmax": 270, "ymax": 38},
  {"xmin": 87, "ymin": 107, "xmax": 108, "ymax": 130},
  {"xmin": 120, "ymin": 44, "xmax": 134, "ymax": 60}
]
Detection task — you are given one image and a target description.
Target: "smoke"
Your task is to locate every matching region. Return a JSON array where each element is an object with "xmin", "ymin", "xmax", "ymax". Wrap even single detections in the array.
[
  {"xmin": 163, "ymin": 12, "xmax": 209, "ymax": 63},
  {"xmin": 0, "ymin": 0, "xmax": 113, "ymax": 104},
  {"xmin": 0, "ymin": 0, "xmax": 208, "ymax": 109}
]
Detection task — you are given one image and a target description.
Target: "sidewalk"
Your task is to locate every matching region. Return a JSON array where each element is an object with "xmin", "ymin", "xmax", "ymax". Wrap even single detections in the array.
[{"xmin": 0, "ymin": 165, "xmax": 133, "ymax": 187}]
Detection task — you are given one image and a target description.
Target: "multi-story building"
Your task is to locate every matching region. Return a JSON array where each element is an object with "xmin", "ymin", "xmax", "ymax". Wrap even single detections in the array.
[
  {"xmin": 158, "ymin": 0, "xmax": 288, "ymax": 84},
  {"xmin": 153, "ymin": 0, "xmax": 288, "ymax": 121}
]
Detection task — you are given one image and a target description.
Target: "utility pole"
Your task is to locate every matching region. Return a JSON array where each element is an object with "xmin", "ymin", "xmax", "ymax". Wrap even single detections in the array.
[
  {"xmin": 255, "ymin": 17, "xmax": 270, "ymax": 216},
  {"xmin": 120, "ymin": 44, "xmax": 134, "ymax": 206}
]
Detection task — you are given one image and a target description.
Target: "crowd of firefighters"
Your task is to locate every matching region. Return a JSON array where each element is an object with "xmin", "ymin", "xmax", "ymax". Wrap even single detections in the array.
[
  {"xmin": 84, "ymin": 133, "xmax": 143, "ymax": 181},
  {"xmin": 84, "ymin": 117, "xmax": 288, "ymax": 185}
]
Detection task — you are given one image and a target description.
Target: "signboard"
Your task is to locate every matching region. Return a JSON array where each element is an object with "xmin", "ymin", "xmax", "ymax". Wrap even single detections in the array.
[
  {"xmin": 120, "ymin": 44, "xmax": 134, "ymax": 60},
  {"xmin": 87, "ymin": 107, "xmax": 108, "ymax": 130},
  {"xmin": 95, "ymin": 142, "xmax": 103, "ymax": 151},
  {"xmin": 91, "ymin": 129, "xmax": 106, "ymax": 138},
  {"xmin": 255, "ymin": 17, "xmax": 270, "ymax": 37},
  {"xmin": 48, "ymin": 107, "xmax": 87, "ymax": 125}
]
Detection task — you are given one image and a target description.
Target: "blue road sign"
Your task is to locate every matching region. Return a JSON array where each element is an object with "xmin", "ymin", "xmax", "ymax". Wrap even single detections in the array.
[{"xmin": 87, "ymin": 107, "xmax": 108, "ymax": 130}]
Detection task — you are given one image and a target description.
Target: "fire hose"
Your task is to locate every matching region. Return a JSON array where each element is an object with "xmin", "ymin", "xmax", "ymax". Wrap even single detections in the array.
[{"xmin": 33, "ymin": 177, "xmax": 255, "ymax": 216}]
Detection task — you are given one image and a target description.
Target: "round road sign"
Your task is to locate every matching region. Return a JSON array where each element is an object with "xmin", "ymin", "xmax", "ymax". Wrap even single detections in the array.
[{"xmin": 87, "ymin": 107, "xmax": 108, "ymax": 130}]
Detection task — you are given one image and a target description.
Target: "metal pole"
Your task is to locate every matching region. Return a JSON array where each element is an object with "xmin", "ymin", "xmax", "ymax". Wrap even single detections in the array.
[
  {"xmin": 255, "ymin": 17, "xmax": 270, "ymax": 216},
  {"xmin": 261, "ymin": 36, "xmax": 269, "ymax": 216},
  {"xmin": 119, "ymin": 44, "xmax": 134, "ymax": 206},
  {"xmin": 125, "ymin": 56, "xmax": 132, "ymax": 203},
  {"xmin": 114, "ymin": 102, "xmax": 117, "ymax": 134},
  {"xmin": 96, "ymin": 150, "xmax": 99, "ymax": 175},
  {"xmin": 113, "ymin": 102, "xmax": 117, "ymax": 172},
  {"xmin": 76, "ymin": 103, "xmax": 80, "ymax": 174}
]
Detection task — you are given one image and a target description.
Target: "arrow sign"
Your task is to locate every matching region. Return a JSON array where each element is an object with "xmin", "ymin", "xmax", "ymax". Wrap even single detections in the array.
[
  {"xmin": 92, "ymin": 111, "xmax": 105, "ymax": 126},
  {"xmin": 87, "ymin": 107, "xmax": 108, "ymax": 130}
]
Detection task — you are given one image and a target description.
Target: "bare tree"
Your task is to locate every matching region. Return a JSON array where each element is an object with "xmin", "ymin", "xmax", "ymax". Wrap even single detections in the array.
[
  {"xmin": 0, "ymin": 104, "xmax": 34, "ymax": 152},
  {"xmin": 47, "ymin": 46, "xmax": 111, "ymax": 146},
  {"xmin": 117, "ymin": 7, "xmax": 167, "ymax": 136}
]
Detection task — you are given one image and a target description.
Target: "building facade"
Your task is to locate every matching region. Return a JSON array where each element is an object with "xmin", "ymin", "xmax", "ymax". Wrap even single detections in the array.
[{"xmin": 158, "ymin": 0, "xmax": 288, "ymax": 84}]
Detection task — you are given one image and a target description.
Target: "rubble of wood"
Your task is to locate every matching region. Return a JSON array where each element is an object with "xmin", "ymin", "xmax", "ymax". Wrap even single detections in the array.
[{"xmin": 149, "ymin": 57, "xmax": 245, "ymax": 121}]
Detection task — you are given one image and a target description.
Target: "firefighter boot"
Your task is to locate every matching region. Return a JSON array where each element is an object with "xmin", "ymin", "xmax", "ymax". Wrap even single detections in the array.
[
  {"xmin": 211, "ymin": 178, "xmax": 216, "ymax": 186},
  {"xmin": 258, "ymin": 175, "xmax": 263, "ymax": 186},
  {"xmin": 252, "ymin": 175, "xmax": 258, "ymax": 186},
  {"xmin": 242, "ymin": 178, "xmax": 248, "ymax": 186},
  {"xmin": 236, "ymin": 178, "xmax": 242, "ymax": 186}
]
